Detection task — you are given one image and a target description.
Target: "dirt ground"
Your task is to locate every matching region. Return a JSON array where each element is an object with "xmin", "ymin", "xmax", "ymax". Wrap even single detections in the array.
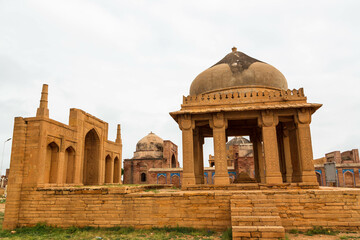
[{"xmin": 287, "ymin": 232, "xmax": 360, "ymax": 239}]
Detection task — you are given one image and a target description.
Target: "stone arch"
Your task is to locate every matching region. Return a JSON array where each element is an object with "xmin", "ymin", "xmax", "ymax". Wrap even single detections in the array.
[
  {"xmin": 83, "ymin": 129, "xmax": 100, "ymax": 185},
  {"xmin": 65, "ymin": 146, "xmax": 75, "ymax": 184},
  {"xmin": 140, "ymin": 172, "xmax": 147, "ymax": 183},
  {"xmin": 157, "ymin": 174, "xmax": 166, "ymax": 184},
  {"xmin": 113, "ymin": 156, "xmax": 120, "ymax": 183},
  {"xmin": 170, "ymin": 174, "xmax": 180, "ymax": 188},
  {"xmin": 315, "ymin": 172, "xmax": 322, "ymax": 186},
  {"xmin": 171, "ymin": 154, "xmax": 176, "ymax": 168},
  {"xmin": 105, "ymin": 154, "xmax": 112, "ymax": 183},
  {"xmin": 47, "ymin": 142, "xmax": 59, "ymax": 183},
  {"xmin": 344, "ymin": 171, "xmax": 354, "ymax": 187}
]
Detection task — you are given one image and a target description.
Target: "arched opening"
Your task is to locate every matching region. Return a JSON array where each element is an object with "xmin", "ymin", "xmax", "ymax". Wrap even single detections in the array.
[
  {"xmin": 65, "ymin": 146, "xmax": 75, "ymax": 184},
  {"xmin": 113, "ymin": 157, "xmax": 120, "ymax": 183},
  {"xmin": 141, "ymin": 173, "xmax": 146, "ymax": 182},
  {"xmin": 47, "ymin": 142, "xmax": 59, "ymax": 183},
  {"xmin": 157, "ymin": 174, "xmax": 166, "ymax": 184},
  {"xmin": 171, "ymin": 175, "xmax": 180, "ymax": 188},
  {"xmin": 83, "ymin": 129, "xmax": 100, "ymax": 185},
  {"xmin": 344, "ymin": 171, "xmax": 354, "ymax": 187},
  {"xmin": 171, "ymin": 154, "xmax": 176, "ymax": 168},
  {"xmin": 105, "ymin": 155, "xmax": 112, "ymax": 183}
]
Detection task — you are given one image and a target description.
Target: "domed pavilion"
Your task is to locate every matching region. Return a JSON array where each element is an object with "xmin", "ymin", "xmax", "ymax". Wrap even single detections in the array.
[{"xmin": 170, "ymin": 47, "xmax": 322, "ymax": 187}]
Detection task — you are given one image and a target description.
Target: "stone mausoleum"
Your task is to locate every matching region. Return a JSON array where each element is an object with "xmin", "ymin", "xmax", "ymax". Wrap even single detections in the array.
[
  {"xmin": 170, "ymin": 47, "xmax": 321, "ymax": 188},
  {"xmin": 4, "ymin": 48, "xmax": 360, "ymax": 240},
  {"xmin": 123, "ymin": 132, "xmax": 181, "ymax": 186},
  {"xmin": 123, "ymin": 134, "xmax": 255, "ymax": 186}
]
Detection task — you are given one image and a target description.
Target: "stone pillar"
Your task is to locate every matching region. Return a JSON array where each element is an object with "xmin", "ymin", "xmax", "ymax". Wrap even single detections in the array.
[
  {"xmin": 193, "ymin": 128, "xmax": 204, "ymax": 184},
  {"xmin": 210, "ymin": 113, "xmax": 229, "ymax": 185},
  {"xmin": 57, "ymin": 139, "xmax": 65, "ymax": 184},
  {"xmin": 259, "ymin": 111, "xmax": 283, "ymax": 184},
  {"xmin": 296, "ymin": 109, "xmax": 317, "ymax": 184},
  {"xmin": 283, "ymin": 129, "xmax": 293, "ymax": 183},
  {"xmin": 287, "ymin": 122, "xmax": 302, "ymax": 182},
  {"xmin": 179, "ymin": 114, "xmax": 196, "ymax": 186},
  {"xmin": 250, "ymin": 130, "xmax": 264, "ymax": 183}
]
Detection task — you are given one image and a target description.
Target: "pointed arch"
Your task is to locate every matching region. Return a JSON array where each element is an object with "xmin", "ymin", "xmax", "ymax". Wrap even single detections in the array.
[
  {"xmin": 47, "ymin": 142, "xmax": 59, "ymax": 183},
  {"xmin": 105, "ymin": 154, "xmax": 112, "ymax": 183},
  {"xmin": 141, "ymin": 172, "xmax": 147, "ymax": 183},
  {"xmin": 65, "ymin": 146, "xmax": 76, "ymax": 184},
  {"xmin": 113, "ymin": 156, "xmax": 120, "ymax": 183},
  {"xmin": 171, "ymin": 154, "xmax": 176, "ymax": 168},
  {"xmin": 83, "ymin": 129, "xmax": 100, "ymax": 185}
]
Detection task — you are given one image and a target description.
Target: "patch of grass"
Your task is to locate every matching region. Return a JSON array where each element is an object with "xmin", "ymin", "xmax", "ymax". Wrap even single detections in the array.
[
  {"xmin": 0, "ymin": 198, "xmax": 6, "ymax": 203},
  {"xmin": 304, "ymin": 226, "xmax": 338, "ymax": 236},
  {"xmin": 289, "ymin": 229, "xmax": 300, "ymax": 234},
  {"xmin": 221, "ymin": 228, "xmax": 232, "ymax": 240},
  {"xmin": 144, "ymin": 189, "xmax": 159, "ymax": 193},
  {"xmin": 0, "ymin": 222, "xmax": 219, "ymax": 240},
  {"xmin": 339, "ymin": 236, "xmax": 360, "ymax": 239}
]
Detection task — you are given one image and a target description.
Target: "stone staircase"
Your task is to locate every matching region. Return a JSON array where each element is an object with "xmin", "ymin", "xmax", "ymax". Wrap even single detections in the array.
[{"xmin": 231, "ymin": 194, "xmax": 285, "ymax": 240}]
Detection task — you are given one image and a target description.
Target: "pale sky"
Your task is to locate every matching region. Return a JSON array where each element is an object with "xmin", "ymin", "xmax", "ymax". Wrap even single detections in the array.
[{"xmin": 1, "ymin": 0, "xmax": 359, "ymax": 175}]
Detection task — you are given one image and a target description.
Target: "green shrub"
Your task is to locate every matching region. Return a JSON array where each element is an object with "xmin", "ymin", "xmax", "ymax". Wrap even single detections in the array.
[{"xmin": 221, "ymin": 228, "xmax": 232, "ymax": 240}]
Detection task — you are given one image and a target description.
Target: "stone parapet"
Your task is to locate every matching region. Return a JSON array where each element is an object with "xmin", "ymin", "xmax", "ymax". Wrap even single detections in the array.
[{"xmin": 182, "ymin": 88, "xmax": 306, "ymax": 107}]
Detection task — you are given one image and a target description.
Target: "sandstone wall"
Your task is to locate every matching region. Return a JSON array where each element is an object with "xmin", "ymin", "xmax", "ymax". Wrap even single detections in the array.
[{"xmin": 5, "ymin": 187, "xmax": 360, "ymax": 231}]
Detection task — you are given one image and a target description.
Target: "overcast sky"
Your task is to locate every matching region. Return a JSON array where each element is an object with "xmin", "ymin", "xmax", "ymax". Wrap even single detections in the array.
[{"xmin": 1, "ymin": 0, "xmax": 359, "ymax": 175}]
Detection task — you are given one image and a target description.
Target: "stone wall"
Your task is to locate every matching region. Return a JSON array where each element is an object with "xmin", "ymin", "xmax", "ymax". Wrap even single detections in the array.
[{"xmin": 5, "ymin": 186, "xmax": 360, "ymax": 231}]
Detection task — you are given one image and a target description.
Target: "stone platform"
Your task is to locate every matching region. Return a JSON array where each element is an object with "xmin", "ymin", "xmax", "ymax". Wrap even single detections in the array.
[{"xmin": 4, "ymin": 186, "xmax": 360, "ymax": 240}]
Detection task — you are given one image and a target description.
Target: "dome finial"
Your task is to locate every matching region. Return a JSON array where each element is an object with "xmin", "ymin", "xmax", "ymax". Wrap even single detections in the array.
[{"xmin": 232, "ymin": 46, "xmax": 237, "ymax": 52}]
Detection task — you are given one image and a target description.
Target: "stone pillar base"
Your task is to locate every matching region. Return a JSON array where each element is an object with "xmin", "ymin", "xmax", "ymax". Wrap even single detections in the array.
[
  {"xmin": 195, "ymin": 176, "xmax": 203, "ymax": 184},
  {"xmin": 214, "ymin": 175, "xmax": 230, "ymax": 185},
  {"xmin": 265, "ymin": 173, "xmax": 283, "ymax": 184},
  {"xmin": 182, "ymin": 175, "xmax": 196, "ymax": 186},
  {"xmin": 301, "ymin": 171, "xmax": 318, "ymax": 184}
]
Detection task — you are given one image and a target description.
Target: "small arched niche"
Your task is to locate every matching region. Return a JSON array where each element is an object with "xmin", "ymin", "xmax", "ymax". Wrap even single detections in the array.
[
  {"xmin": 47, "ymin": 142, "xmax": 59, "ymax": 184},
  {"xmin": 65, "ymin": 146, "xmax": 76, "ymax": 184}
]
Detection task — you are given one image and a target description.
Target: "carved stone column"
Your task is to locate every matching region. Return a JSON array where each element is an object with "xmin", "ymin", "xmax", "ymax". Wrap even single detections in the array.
[
  {"xmin": 296, "ymin": 109, "xmax": 317, "ymax": 184},
  {"xmin": 282, "ymin": 128, "xmax": 293, "ymax": 183},
  {"xmin": 250, "ymin": 131, "xmax": 264, "ymax": 183},
  {"xmin": 210, "ymin": 113, "xmax": 229, "ymax": 185},
  {"xmin": 179, "ymin": 114, "xmax": 196, "ymax": 186},
  {"xmin": 258, "ymin": 111, "xmax": 283, "ymax": 184},
  {"xmin": 193, "ymin": 128, "xmax": 204, "ymax": 184}
]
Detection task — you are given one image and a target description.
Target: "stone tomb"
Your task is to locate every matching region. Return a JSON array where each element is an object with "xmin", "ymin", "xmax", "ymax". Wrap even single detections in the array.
[{"xmin": 3, "ymin": 49, "xmax": 360, "ymax": 240}]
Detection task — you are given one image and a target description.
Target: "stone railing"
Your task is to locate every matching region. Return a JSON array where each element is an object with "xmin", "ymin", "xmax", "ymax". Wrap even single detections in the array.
[{"xmin": 183, "ymin": 88, "xmax": 306, "ymax": 106}]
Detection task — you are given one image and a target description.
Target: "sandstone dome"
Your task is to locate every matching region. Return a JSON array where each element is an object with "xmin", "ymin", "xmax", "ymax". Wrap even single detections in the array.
[
  {"xmin": 133, "ymin": 132, "xmax": 164, "ymax": 159},
  {"xmin": 189, "ymin": 48, "xmax": 288, "ymax": 96},
  {"xmin": 226, "ymin": 136, "xmax": 251, "ymax": 146}
]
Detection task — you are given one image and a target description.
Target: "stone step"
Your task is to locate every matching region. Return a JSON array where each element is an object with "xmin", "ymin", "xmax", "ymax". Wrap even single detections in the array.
[
  {"xmin": 231, "ymin": 215, "xmax": 282, "ymax": 226},
  {"xmin": 232, "ymin": 226, "xmax": 285, "ymax": 240},
  {"xmin": 231, "ymin": 206, "xmax": 279, "ymax": 215}
]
